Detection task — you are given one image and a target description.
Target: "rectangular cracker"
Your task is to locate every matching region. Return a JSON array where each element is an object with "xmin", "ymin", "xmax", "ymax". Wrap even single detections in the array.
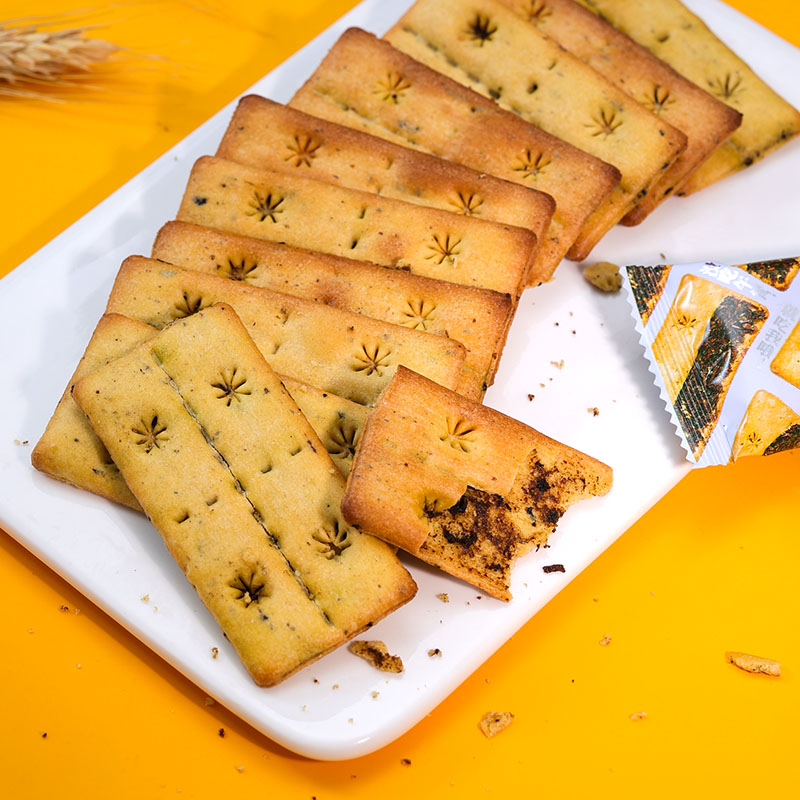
[
  {"xmin": 575, "ymin": 0, "xmax": 800, "ymax": 193},
  {"xmin": 72, "ymin": 304, "xmax": 417, "ymax": 685},
  {"xmin": 496, "ymin": 0, "xmax": 741, "ymax": 224},
  {"xmin": 290, "ymin": 27, "xmax": 620, "ymax": 281},
  {"xmin": 153, "ymin": 221, "xmax": 513, "ymax": 397},
  {"xmin": 341, "ymin": 366, "xmax": 612, "ymax": 600},
  {"xmin": 31, "ymin": 313, "xmax": 370, "ymax": 512},
  {"xmin": 218, "ymin": 95, "xmax": 555, "ymax": 245},
  {"xmin": 385, "ymin": 0, "xmax": 686, "ymax": 258},
  {"xmin": 178, "ymin": 156, "xmax": 536, "ymax": 297},
  {"xmin": 106, "ymin": 256, "xmax": 466, "ymax": 404},
  {"xmin": 652, "ymin": 275, "xmax": 768, "ymax": 458},
  {"xmin": 731, "ymin": 390, "xmax": 800, "ymax": 460}
]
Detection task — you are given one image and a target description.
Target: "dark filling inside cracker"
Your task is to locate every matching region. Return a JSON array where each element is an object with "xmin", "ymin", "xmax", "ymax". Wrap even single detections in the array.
[
  {"xmin": 627, "ymin": 265, "xmax": 670, "ymax": 324},
  {"xmin": 763, "ymin": 422, "xmax": 800, "ymax": 456},
  {"xmin": 675, "ymin": 295, "xmax": 768, "ymax": 456}
]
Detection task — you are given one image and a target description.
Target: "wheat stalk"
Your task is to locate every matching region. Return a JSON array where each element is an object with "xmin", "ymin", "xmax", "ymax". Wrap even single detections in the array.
[{"xmin": 0, "ymin": 24, "xmax": 118, "ymax": 90}]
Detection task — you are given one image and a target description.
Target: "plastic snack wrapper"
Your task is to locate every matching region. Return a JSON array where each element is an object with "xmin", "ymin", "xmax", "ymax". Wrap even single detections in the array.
[{"xmin": 622, "ymin": 257, "xmax": 800, "ymax": 467}]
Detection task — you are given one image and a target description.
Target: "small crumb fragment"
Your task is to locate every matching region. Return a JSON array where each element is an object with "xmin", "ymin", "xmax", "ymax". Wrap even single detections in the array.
[
  {"xmin": 76, "ymin": 663, "xmax": 82, "ymax": 669},
  {"xmin": 428, "ymin": 648, "xmax": 442, "ymax": 657},
  {"xmin": 587, "ymin": 407, "xmax": 599, "ymax": 416},
  {"xmin": 348, "ymin": 718, "xmax": 354, "ymax": 724},
  {"xmin": 349, "ymin": 640, "xmax": 404, "ymax": 673},
  {"xmin": 371, "ymin": 691, "xmax": 380, "ymax": 699},
  {"xmin": 59, "ymin": 605, "xmax": 70, "ymax": 612},
  {"xmin": 140, "ymin": 594, "xmax": 150, "ymax": 603},
  {"xmin": 550, "ymin": 359, "xmax": 564, "ymax": 369},
  {"xmin": 41, "ymin": 732, "xmax": 47, "ymax": 739},
  {"xmin": 479, "ymin": 711, "xmax": 514, "ymax": 738},
  {"xmin": 584, "ymin": 261, "xmax": 622, "ymax": 292},
  {"xmin": 401, "ymin": 758, "xmax": 412, "ymax": 766},
  {"xmin": 332, "ymin": 684, "xmax": 339, "ymax": 690},
  {"xmin": 436, "ymin": 593, "xmax": 449, "ymax": 603},
  {"xmin": 235, "ymin": 765, "xmax": 244, "ymax": 773},
  {"xmin": 599, "ymin": 634, "xmax": 612, "ymax": 646},
  {"xmin": 313, "ymin": 678, "xmax": 319, "ymax": 684},
  {"xmin": 542, "ymin": 564, "xmax": 565, "ymax": 574},
  {"xmin": 527, "ymin": 394, "xmax": 534, "ymax": 401},
  {"xmin": 726, "ymin": 651, "xmax": 781, "ymax": 677},
  {"xmin": 630, "ymin": 711, "xmax": 647, "ymax": 721},
  {"xmin": 203, "ymin": 697, "xmax": 215, "ymax": 707},
  {"xmin": 211, "ymin": 647, "xmax": 219, "ymax": 659},
  {"xmin": 218, "ymin": 728, "xmax": 225, "ymax": 738}
]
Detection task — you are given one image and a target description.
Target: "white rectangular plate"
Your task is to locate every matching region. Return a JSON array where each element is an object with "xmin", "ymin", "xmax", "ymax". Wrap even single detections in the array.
[{"xmin": 1, "ymin": 0, "xmax": 797, "ymax": 760}]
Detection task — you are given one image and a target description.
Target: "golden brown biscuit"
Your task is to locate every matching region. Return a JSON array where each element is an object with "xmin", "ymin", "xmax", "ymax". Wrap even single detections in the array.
[
  {"xmin": 575, "ymin": 0, "xmax": 800, "ymax": 193},
  {"xmin": 495, "ymin": 0, "xmax": 741, "ymax": 224},
  {"xmin": 218, "ymin": 95, "xmax": 555, "ymax": 245},
  {"xmin": 152, "ymin": 221, "xmax": 513, "ymax": 398},
  {"xmin": 106, "ymin": 256, "xmax": 466, "ymax": 405},
  {"xmin": 72, "ymin": 304, "xmax": 417, "ymax": 686},
  {"xmin": 341, "ymin": 366, "xmax": 612, "ymax": 600},
  {"xmin": 290, "ymin": 28, "xmax": 620, "ymax": 281},
  {"xmin": 384, "ymin": 0, "xmax": 686, "ymax": 258},
  {"xmin": 178, "ymin": 156, "xmax": 536, "ymax": 297}
]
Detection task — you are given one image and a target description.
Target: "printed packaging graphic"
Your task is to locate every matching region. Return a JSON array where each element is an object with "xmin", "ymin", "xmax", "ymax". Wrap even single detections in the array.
[{"xmin": 623, "ymin": 257, "xmax": 800, "ymax": 467}]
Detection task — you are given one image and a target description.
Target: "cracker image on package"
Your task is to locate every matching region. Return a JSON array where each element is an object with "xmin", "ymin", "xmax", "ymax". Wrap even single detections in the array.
[
  {"xmin": 495, "ymin": 0, "xmax": 742, "ymax": 224},
  {"xmin": 385, "ymin": 0, "xmax": 687, "ymax": 258},
  {"xmin": 290, "ymin": 28, "xmax": 620, "ymax": 283},
  {"xmin": 178, "ymin": 156, "xmax": 536, "ymax": 298},
  {"xmin": 652, "ymin": 275, "xmax": 768, "ymax": 459},
  {"xmin": 217, "ymin": 96, "xmax": 555, "ymax": 243},
  {"xmin": 341, "ymin": 367, "xmax": 612, "ymax": 601},
  {"xmin": 738, "ymin": 257, "xmax": 800, "ymax": 292},
  {"xmin": 72, "ymin": 304, "xmax": 417, "ymax": 686},
  {"xmin": 771, "ymin": 317, "xmax": 800, "ymax": 390},
  {"xmin": 731, "ymin": 390, "xmax": 800, "ymax": 460},
  {"xmin": 32, "ymin": 314, "xmax": 370, "ymax": 511},
  {"xmin": 152, "ymin": 221, "xmax": 514, "ymax": 399},
  {"xmin": 106, "ymin": 256, "xmax": 467, "ymax": 405},
  {"xmin": 575, "ymin": 0, "xmax": 800, "ymax": 193},
  {"xmin": 627, "ymin": 264, "xmax": 672, "ymax": 326}
]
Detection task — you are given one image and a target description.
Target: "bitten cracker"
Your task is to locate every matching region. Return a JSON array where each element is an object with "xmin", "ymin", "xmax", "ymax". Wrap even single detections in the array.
[
  {"xmin": 72, "ymin": 304, "xmax": 417, "ymax": 686},
  {"xmin": 341, "ymin": 367, "xmax": 612, "ymax": 600},
  {"xmin": 290, "ymin": 27, "xmax": 620, "ymax": 282},
  {"xmin": 731, "ymin": 390, "xmax": 800, "ymax": 460},
  {"xmin": 496, "ymin": 0, "xmax": 742, "ymax": 224},
  {"xmin": 106, "ymin": 256, "xmax": 466, "ymax": 405},
  {"xmin": 575, "ymin": 0, "xmax": 800, "ymax": 193},
  {"xmin": 32, "ymin": 315, "xmax": 371, "ymax": 511},
  {"xmin": 652, "ymin": 275, "xmax": 768, "ymax": 458},
  {"xmin": 178, "ymin": 156, "xmax": 536, "ymax": 298},
  {"xmin": 152, "ymin": 221, "xmax": 514, "ymax": 398},
  {"xmin": 218, "ymin": 95, "xmax": 555, "ymax": 245},
  {"xmin": 385, "ymin": 0, "xmax": 686, "ymax": 259}
]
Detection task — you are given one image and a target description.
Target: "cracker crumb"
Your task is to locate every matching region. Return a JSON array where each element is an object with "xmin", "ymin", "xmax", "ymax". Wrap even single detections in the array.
[
  {"xmin": 401, "ymin": 758, "xmax": 412, "ymax": 766},
  {"xmin": 436, "ymin": 593, "xmax": 449, "ymax": 603},
  {"xmin": 211, "ymin": 647, "xmax": 219, "ymax": 659},
  {"xmin": 479, "ymin": 711, "xmax": 514, "ymax": 738},
  {"xmin": 599, "ymin": 634, "xmax": 612, "ymax": 646},
  {"xmin": 235, "ymin": 765, "xmax": 244, "ymax": 773},
  {"xmin": 371, "ymin": 691, "xmax": 379, "ymax": 699},
  {"xmin": 140, "ymin": 594, "xmax": 150, "ymax": 603},
  {"xmin": 428, "ymin": 648, "xmax": 442, "ymax": 657},
  {"xmin": 332, "ymin": 684, "xmax": 339, "ymax": 690},
  {"xmin": 41, "ymin": 732, "xmax": 47, "ymax": 739},
  {"xmin": 587, "ymin": 407, "xmax": 599, "ymax": 416},
  {"xmin": 348, "ymin": 640, "xmax": 404, "ymax": 673},
  {"xmin": 203, "ymin": 697, "xmax": 215, "ymax": 707},
  {"xmin": 313, "ymin": 678, "xmax": 319, "ymax": 684},
  {"xmin": 542, "ymin": 564, "xmax": 565, "ymax": 574},
  {"xmin": 348, "ymin": 718, "xmax": 354, "ymax": 724},
  {"xmin": 218, "ymin": 728, "xmax": 225, "ymax": 738},
  {"xmin": 550, "ymin": 359, "xmax": 564, "ymax": 369},
  {"xmin": 59, "ymin": 605, "xmax": 70, "ymax": 612},
  {"xmin": 630, "ymin": 711, "xmax": 647, "ymax": 721},
  {"xmin": 584, "ymin": 261, "xmax": 622, "ymax": 292},
  {"xmin": 527, "ymin": 394, "xmax": 534, "ymax": 401},
  {"xmin": 726, "ymin": 651, "xmax": 781, "ymax": 676}
]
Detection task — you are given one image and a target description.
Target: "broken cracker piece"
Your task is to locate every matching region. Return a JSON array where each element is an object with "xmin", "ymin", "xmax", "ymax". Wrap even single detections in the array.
[
  {"xmin": 726, "ymin": 651, "xmax": 781, "ymax": 677},
  {"xmin": 584, "ymin": 262, "xmax": 622, "ymax": 293},
  {"xmin": 479, "ymin": 711, "xmax": 514, "ymax": 738},
  {"xmin": 348, "ymin": 640, "xmax": 404, "ymax": 673}
]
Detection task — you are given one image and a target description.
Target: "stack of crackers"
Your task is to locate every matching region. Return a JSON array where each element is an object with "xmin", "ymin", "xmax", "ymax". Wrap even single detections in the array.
[{"xmin": 31, "ymin": 0, "xmax": 799, "ymax": 685}]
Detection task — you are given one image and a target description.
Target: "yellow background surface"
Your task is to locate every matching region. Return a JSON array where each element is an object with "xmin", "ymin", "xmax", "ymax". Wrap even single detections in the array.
[{"xmin": 1, "ymin": 1, "xmax": 799, "ymax": 796}]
